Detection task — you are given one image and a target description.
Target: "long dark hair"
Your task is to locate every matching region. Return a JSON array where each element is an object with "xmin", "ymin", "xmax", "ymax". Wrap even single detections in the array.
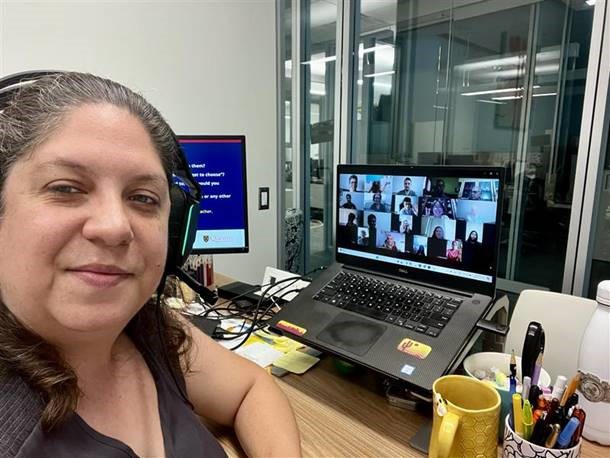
[{"xmin": 0, "ymin": 72, "xmax": 190, "ymax": 431}]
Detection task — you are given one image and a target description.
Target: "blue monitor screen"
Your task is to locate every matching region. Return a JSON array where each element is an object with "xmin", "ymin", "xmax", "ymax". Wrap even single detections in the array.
[{"xmin": 177, "ymin": 136, "xmax": 249, "ymax": 254}]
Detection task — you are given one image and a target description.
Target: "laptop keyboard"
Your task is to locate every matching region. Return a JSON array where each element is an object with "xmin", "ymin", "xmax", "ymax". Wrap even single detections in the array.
[{"xmin": 312, "ymin": 271, "xmax": 463, "ymax": 338}]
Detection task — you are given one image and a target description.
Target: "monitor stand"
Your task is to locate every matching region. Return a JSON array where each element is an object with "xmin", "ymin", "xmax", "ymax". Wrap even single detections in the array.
[{"xmin": 409, "ymin": 420, "xmax": 431, "ymax": 454}]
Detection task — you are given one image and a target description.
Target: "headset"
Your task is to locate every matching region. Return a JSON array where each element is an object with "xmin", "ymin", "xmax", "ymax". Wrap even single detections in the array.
[{"xmin": 0, "ymin": 70, "xmax": 216, "ymax": 303}]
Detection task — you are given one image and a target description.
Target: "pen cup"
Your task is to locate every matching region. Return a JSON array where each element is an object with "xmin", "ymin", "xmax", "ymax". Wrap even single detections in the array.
[
  {"xmin": 502, "ymin": 414, "xmax": 581, "ymax": 458},
  {"xmin": 464, "ymin": 352, "xmax": 552, "ymax": 441}
]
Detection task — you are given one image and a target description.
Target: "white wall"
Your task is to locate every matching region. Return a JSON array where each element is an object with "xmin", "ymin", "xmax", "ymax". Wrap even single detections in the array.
[{"xmin": 0, "ymin": 0, "xmax": 277, "ymax": 284}]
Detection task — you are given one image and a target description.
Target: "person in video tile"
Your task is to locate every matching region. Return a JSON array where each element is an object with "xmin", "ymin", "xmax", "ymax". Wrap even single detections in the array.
[
  {"xmin": 416, "ymin": 245, "xmax": 426, "ymax": 256},
  {"xmin": 396, "ymin": 177, "xmax": 417, "ymax": 197},
  {"xmin": 432, "ymin": 178, "xmax": 447, "ymax": 198},
  {"xmin": 398, "ymin": 197, "xmax": 418, "ymax": 216},
  {"xmin": 358, "ymin": 228, "xmax": 368, "ymax": 246},
  {"xmin": 382, "ymin": 233, "xmax": 399, "ymax": 251},
  {"xmin": 348, "ymin": 174, "xmax": 358, "ymax": 192},
  {"xmin": 399, "ymin": 218, "xmax": 412, "ymax": 234},
  {"xmin": 447, "ymin": 240, "xmax": 462, "ymax": 262},
  {"xmin": 428, "ymin": 225, "xmax": 447, "ymax": 258},
  {"xmin": 367, "ymin": 192, "xmax": 389, "ymax": 212},
  {"xmin": 345, "ymin": 212, "xmax": 358, "ymax": 243},
  {"xmin": 432, "ymin": 225, "xmax": 444, "ymax": 240},
  {"xmin": 462, "ymin": 230, "xmax": 481, "ymax": 268},
  {"xmin": 366, "ymin": 213, "xmax": 378, "ymax": 248},
  {"xmin": 341, "ymin": 193, "xmax": 357, "ymax": 209},
  {"xmin": 469, "ymin": 185, "xmax": 482, "ymax": 200}
]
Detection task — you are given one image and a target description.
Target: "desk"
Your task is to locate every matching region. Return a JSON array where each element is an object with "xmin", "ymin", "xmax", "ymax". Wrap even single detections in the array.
[{"xmin": 206, "ymin": 276, "xmax": 608, "ymax": 457}]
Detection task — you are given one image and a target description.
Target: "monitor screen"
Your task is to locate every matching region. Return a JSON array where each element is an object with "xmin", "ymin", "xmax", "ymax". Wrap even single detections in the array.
[
  {"xmin": 336, "ymin": 165, "xmax": 503, "ymax": 296},
  {"xmin": 177, "ymin": 135, "xmax": 249, "ymax": 254}
]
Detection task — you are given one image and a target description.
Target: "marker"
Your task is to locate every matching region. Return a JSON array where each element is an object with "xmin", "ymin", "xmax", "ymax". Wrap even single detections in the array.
[
  {"xmin": 513, "ymin": 393, "xmax": 524, "ymax": 437},
  {"xmin": 557, "ymin": 417, "xmax": 580, "ymax": 449},
  {"xmin": 570, "ymin": 407, "xmax": 586, "ymax": 447},
  {"xmin": 510, "ymin": 374, "xmax": 517, "ymax": 394},
  {"xmin": 522, "ymin": 400, "xmax": 534, "ymax": 440}
]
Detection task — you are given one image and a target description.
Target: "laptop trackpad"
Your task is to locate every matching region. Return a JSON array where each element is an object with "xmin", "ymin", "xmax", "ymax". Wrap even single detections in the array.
[{"xmin": 317, "ymin": 312, "xmax": 387, "ymax": 356}]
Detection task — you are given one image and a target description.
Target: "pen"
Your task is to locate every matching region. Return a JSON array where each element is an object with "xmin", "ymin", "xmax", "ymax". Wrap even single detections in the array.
[
  {"xmin": 545, "ymin": 424, "xmax": 560, "ymax": 448},
  {"xmin": 509, "ymin": 374, "xmax": 517, "ymax": 394},
  {"xmin": 513, "ymin": 393, "xmax": 524, "ymax": 437},
  {"xmin": 531, "ymin": 352, "xmax": 543, "ymax": 386},
  {"xmin": 556, "ymin": 417, "xmax": 580, "ymax": 449},
  {"xmin": 522, "ymin": 376, "xmax": 531, "ymax": 400},
  {"xmin": 560, "ymin": 373, "xmax": 580, "ymax": 407},
  {"xmin": 570, "ymin": 407, "xmax": 586, "ymax": 447},
  {"xmin": 510, "ymin": 349, "xmax": 517, "ymax": 378},
  {"xmin": 522, "ymin": 400, "xmax": 534, "ymax": 441}
]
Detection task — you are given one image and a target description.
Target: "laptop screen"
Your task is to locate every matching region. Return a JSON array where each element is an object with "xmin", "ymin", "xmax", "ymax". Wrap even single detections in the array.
[{"xmin": 336, "ymin": 165, "xmax": 504, "ymax": 297}]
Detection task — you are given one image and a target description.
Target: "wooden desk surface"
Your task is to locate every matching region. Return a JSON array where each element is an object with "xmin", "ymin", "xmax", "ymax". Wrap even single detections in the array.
[{"xmin": 208, "ymin": 275, "xmax": 608, "ymax": 457}]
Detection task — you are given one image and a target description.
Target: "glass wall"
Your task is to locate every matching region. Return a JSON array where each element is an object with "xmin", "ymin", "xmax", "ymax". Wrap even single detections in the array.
[{"xmin": 351, "ymin": 0, "xmax": 596, "ymax": 292}]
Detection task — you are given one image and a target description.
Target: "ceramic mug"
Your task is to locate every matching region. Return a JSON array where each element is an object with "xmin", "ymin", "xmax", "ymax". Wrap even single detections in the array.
[
  {"xmin": 429, "ymin": 375, "xmax": 501, "ymax": 458},
  {"xmin": 502, "ymin": 414, "xmax": 581, "ymax": 458}
]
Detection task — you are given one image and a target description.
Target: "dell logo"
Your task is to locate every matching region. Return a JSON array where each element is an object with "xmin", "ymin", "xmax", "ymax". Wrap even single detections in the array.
[{"xmin": 398, "ymin": 268, "xmax": 409, "ymax": 275}]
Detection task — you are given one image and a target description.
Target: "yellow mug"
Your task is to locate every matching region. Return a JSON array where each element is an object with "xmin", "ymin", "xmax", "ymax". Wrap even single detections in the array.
[{"xmin": 429, "ymin": 375, "xmax": 501, "ymax": 458}]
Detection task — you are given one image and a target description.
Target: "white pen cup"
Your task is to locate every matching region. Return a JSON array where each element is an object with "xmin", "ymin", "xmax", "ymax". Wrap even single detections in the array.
[{"xmin": 502, "ymin": 414, "xmax": 581, "ymax": 458}]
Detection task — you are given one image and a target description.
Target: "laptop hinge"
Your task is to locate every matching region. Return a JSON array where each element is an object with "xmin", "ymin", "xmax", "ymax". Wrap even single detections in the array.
[{"xmin": 342, "ymin": 265, "xmax": 474, "ymax": 298}]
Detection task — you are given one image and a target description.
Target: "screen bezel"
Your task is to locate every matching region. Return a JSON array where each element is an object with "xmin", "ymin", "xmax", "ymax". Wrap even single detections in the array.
[
  {"xmin": 177, "ymin": 135, "xmax": 249, "ymax": 254},
  {"xmin": 335, "ymin": 164, "xmax": 504, "ymax": 297}
]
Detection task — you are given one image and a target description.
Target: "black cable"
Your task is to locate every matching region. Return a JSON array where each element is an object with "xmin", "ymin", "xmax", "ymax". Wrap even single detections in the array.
[{"xmin": 225, "ymin": 275, "xmax": 309, "ymax": 351}]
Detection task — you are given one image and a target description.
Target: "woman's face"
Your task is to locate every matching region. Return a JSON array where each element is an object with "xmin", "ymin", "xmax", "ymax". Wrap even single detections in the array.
[
  {"xmin": 0, "ymin": 103, "xmax": 170, "ymax": 340},
  {"xmin": 469, "ymin": 231, "xmax": 477, "ymax": 241},
  {"xmin": 434, "ymin": 227, "xmax": 443, "ymax": 238}
]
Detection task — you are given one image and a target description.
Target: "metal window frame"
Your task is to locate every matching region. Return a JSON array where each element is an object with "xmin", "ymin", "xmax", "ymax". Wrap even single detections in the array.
[{"xmin": 564, "ymin": 0, "xmax": 610, "ymax": 295}]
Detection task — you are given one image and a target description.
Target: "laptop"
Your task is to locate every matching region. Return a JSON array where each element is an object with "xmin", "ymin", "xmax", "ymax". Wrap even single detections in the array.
[{"xmin": 269, "ymin": 165, "xmax": 504, "ymax": 393}]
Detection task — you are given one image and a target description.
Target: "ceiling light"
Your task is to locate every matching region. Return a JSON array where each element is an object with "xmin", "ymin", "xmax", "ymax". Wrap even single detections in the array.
[{"xmin": 363, "ymin": 71, "xmax": 395, "ymax": 78}]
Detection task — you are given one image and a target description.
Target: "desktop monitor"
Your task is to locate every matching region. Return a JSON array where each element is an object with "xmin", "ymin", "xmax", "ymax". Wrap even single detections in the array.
[{"xmin": 176, "ymin": 135, "xmax": 249, "ymax": 254}]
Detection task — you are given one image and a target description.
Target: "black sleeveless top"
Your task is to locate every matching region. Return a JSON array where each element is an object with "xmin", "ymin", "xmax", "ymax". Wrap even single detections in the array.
[{"xmin": 0, "ymin": 342, "xmax": 227, "ymax": 458}]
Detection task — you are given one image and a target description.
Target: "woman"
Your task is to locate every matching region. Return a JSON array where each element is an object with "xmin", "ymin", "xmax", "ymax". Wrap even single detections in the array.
[
  {"xmin": 432, "ymin": 225, "xmax": 445, "ymax": 240},
  {"xmin": 0, "ymin": 72, "xmax": 300, "ymax": 457},
  {"xmin": 466, "ymin": 230, "xmax": 479, "ymax": 244},
  {"xmin": 447, "ymin": 240, "xmax": 462, "ymax": 262}
]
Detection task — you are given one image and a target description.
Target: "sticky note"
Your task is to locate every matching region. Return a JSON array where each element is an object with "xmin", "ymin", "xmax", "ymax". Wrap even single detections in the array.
[
  {"xmin": 397, "ymin": 338, "xmax": 432, "ymax": 359},
  {"xmin": 273, "ymin": 350, "xmax": 320, "ymax": 374},
  {"xmin": 235, "ymin": 342, "xmax": 284, "ymax": 368}
]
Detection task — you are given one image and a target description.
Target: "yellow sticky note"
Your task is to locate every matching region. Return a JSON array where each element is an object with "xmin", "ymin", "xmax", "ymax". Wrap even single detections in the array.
[
  {"xmin": 273, "ymin": 350, "xmax": 320, "ymax": 374},
  {"xmin": 254, "ymin": 330, "xmax": 304, "ymax": 353}
]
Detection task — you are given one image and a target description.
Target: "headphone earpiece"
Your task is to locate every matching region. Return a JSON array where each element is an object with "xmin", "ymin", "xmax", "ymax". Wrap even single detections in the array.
[{"xmin": 166, "ymin": 184, "xmax": 200, "ymax": 276}]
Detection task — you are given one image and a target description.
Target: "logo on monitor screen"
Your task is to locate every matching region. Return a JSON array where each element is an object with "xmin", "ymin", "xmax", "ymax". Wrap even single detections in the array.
[{"xmin": 203, "ymin": 235, "xmax": 210, "ymax": 243}]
